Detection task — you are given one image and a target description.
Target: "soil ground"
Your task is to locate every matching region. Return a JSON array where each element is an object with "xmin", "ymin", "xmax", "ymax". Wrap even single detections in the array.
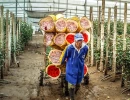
[{"xmin": 0, "ymin": 34, "xmax": 130, "ymax": 100}]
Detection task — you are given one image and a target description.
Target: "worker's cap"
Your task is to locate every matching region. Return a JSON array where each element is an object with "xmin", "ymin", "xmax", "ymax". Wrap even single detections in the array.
[{"xmin": 74, "ymin": 33, "xmax": 84, "ymax": 41}]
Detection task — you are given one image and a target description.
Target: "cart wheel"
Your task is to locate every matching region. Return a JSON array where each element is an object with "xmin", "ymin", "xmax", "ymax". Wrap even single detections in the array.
[
  {"xmin": 39, "ymin": 70, "xmax": 44, "ymax": 86},
  {"xmin": 84, "ymin": 73, "xmax": 89, "ymax": 85}
]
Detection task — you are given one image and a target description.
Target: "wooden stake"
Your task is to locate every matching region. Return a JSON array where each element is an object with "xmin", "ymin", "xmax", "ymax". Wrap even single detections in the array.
[
  {"xmin": 112, "ymin": 6, "xmax": 117, "ymax": 81},
  {"xmin": 5, "ymin": 10, "xmax": 9, "ymax": 74},
  {"xmin": 8, "ymin": 12, "xmax": 12, "ymax": 68},
  {"xmin": 12, "ymin": 14, "xmax": 17, "ymax": 65},
  {"xmin": 0, "ymin": 6, "xmax": 4, "ymax": 79},
  {"xmin": 97, "ymin": 6, "xmax": 101, "ymax": 50},
  {"xmin": 121, "ymin": 3, "xmax": 127, "ymax": 87},
  {"xmin": 0, "ymin": 6, "xmax": 4, "ymax": 48},
  {"xmin": 17, "ymin": 19, "xmax": 20, "ymax": 55},
  {"xmin": 123, "ymin": 3, "xmax": 127, "ymax": 51},
  {"xmin": 104, "ymin": 8, "xmax": 111, "ymax": 76},
  {"xmin": 99, "ymin": 0, "xmax": 105, "ymax": 71},
  {"xmin": 90, "ymin": 7, "xmax": 94, "ymax": 66},
  {"xmin": 16, "ymin": 20, "xmax": 19, "ymax": 43},
  {"xmin": 18, "ymin": 19, "xmax": 21, "ymax": 44}
]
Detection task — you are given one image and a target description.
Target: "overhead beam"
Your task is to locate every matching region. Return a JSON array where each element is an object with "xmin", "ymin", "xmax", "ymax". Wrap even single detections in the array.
[
  {"xmin": 5, "ymin": 11, "xmax": 130, "ymax": 17},
  {"xmin": 4, "ymin": 9, "xmax": 130, "ymax": 15},
  {"xmin": 1, "ymin": 0, "xmax": 130, "ymax": 4},
  {"xmin": 98, "ymin": 0, "xmax": 129, "ymax": 3},
  {"xmin": 6, "ymin": 11, "xmax": 130, "ymax": 18},
  {"xmin": 3, "ymin": 6, "xmax": 130, "ymax": 11}
]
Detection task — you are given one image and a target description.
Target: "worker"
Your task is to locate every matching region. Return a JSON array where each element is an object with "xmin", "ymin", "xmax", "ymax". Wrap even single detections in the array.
[{"xmin": 60, "ymin": 33, "xmax": 88, "ymax": 100}]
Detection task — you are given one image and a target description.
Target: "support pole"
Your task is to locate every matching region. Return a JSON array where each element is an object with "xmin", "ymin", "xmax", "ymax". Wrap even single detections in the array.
[
  {"xmin": 12, "ymin": 14, "xmax": 17, "ymax": 65},
  {"xmin": 112, "ymin": 6, "xmax": 117, "ymax": 81},
  {"xmin": 0, "ymin": 6, "xmax": 4, "ymax": 48},
  {"xmin": 5, "ymin": 10, "xmax": 9, "ymax": 74},
  {"xmin": 104, "ymin": 8, "xmax": 111, "ymax": 75},
  {"xmin": 66, "ymin": 0, "xmax": 68, "ymax": 18},
  {"xmin": 97, "ymin": 6, "xmax": 101, "ymax": 50},
  {"xmin": 24, "ymin": 0, "xmax": 25, "ymax": 22},
  {"xmin": 58, "ymin": 0, "xmax": 60, "ymax": 11},
  {"xmin": 84, "ymin": 0, "xmax": 87, "ymax": 16},
  {"xmin": 9, "ymin": 12, "xmax": 12, "ymax": 68},
  {"xmin": 99, "ymin": 0, "xmax": 105, "ymax": 71},
  {"xmin": 76, "ymin": 7, "xmax": 77, "ymax": 16},
  {"xmin": 123, "ymin": 3, "xmax": 127, "ymax": 51},
  {"xmin": 121, "ymin": 3, "xmax": 127, "ymax": 87},
  {"xmin": 16, "ymin": 20, "xmax": 19, "ymax": 43},
  {"xmin": 90, "ymin": 7, "xmax": 94, "ymax": 66},
  {"xmin": 53, "ymin": 0, "xmax": 55, "ymax": 11},
  {"xmin": 0, "ymin": 6, "xmax": 4, "ymax": 79},
  {"xmin": 16, "ymin": 0, "xmax": 18, "ymax": 43}
]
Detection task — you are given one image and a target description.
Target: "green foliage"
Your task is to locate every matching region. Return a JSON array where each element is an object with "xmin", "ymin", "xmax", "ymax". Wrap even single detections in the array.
[
  {"xmin": 94, "ymin": 49, "xmax": 100, "ymax": 61},
  {"xmin": 93, "ymin": 19, "xmax": 130, "ymax": 81},
  {"xmin": 16, "ymin": 22, "xmax": 33, "ymax": 52},
  {"xmin": 20, "ymin": 22, "xmax": 33, "ymax": 46},
  {"xmin": 0, "ymin": 48, "xmax": 4, "ymax": 69},
  {"xmin": 117, "ymin": 20, "xmax": 124, "ymax": 35},
  {"xmin": 127, "ymin": 23, "xmax": 130, "ymax": 34},
  {"xmin": 122, "ymin": 50, "xmax": 130, "ymax": 80},
  {"xmin": 11, "ymin": 35, "xmax": 15, "ymax": 54},
  {"xmin": 120, "ymin": 36, "xmax": 130, "ymax": 80},
  {"xmin": 46, "ymin": 46, "xmax": 52, "ymax": 66},
  {"xmin": 93, "ymin": 19, "xmax": 98, "ymax": 35}
]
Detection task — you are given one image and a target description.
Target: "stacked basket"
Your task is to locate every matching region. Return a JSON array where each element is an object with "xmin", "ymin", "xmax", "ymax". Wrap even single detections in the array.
[{"xmin": 39, "ymin": 14, "xmax": 91, "ymax": 79}]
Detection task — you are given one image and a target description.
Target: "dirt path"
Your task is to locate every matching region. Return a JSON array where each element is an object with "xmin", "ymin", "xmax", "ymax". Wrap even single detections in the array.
[
  {"xmin": 0, "ymin": 34, "xmax": 130, "ymax": 100},
  {"xmin": 37, "ymin": 67, "xmax": 130, "ymax": 100},
  {"xmin": 0, "ymin": 34, "xmax": 45, "ymax": 100}
]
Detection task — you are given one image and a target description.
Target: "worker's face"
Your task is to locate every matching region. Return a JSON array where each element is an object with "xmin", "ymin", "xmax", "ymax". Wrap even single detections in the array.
[{"xmin": 75, "ymin": 40, "xmax": 83, "ymax": 49}]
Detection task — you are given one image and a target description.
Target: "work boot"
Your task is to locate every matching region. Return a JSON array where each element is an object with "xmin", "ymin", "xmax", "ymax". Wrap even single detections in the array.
[
  {"xmin": 69, "ymin": 88, "xmax": 75, "ymax": 100},
  {"xmin": 75, "ymin": 84, "xmax": 80, "ymax": 94}
]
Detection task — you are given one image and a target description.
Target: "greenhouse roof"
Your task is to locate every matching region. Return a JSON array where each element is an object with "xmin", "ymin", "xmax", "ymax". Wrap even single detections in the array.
[{"xmin": 0, "ymin": 0, "xmax": 130, "ymax": 26}]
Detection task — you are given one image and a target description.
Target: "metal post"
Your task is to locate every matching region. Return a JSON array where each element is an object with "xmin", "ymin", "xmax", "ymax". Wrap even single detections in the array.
[
  {"xmin": 84, "ymin": 0, "xmax": 87, "ymax": 16},
  {"xmin": 76, "ymin": 6, "xmax": 77, "ymax": 15},
  {"xmin": 53, "ymin": 0, "xmax": 55, "ymax": 11},
  {"xmin": 58, "ymin": 0, "xmax": 60, "ymax": 11},
  {"xmin": 66, "ymin": 0, "xmax": 68, "ymax": 18},
  {"xmin": 119, "ymin": 0, "xmax": 121, "ymax": 20},
  {"xmin": 24, "ymin": 0, "xmax": 25, "ymax": 22},
  {"xmin": 16, "ymin": 0, "xmax": 17, "ymax": 24},
  {"xmin": 50, "ymin": 6, "xmax": 51, "ymax": 11}
]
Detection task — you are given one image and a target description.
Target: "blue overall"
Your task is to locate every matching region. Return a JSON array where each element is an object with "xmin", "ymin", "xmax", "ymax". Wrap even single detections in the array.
[{"xmin": 60, "ymin": 42, "xmax": 88, "ymax": 85}]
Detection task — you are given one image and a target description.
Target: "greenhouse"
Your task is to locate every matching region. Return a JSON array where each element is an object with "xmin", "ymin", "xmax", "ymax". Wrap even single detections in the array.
[{"xmin": 0, "ymin": 0, "xmax": 130, "ymax": 100}]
